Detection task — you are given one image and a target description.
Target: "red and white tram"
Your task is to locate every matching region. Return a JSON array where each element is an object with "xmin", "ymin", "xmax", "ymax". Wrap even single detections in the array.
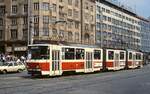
[
  {"xmin": 103, "ymin": 49, "xmax": 126, "ymax": 71},
  {"xmin": 127, "ymin": 50, "xmax": 143, "ymax": 69},
  {"xmin": 27, "ymin": 44, "xmax": 103, "ymax": 76},
  {"xmin": 26, "ymin": 44, "xmax": 143, "ymax": 76}
]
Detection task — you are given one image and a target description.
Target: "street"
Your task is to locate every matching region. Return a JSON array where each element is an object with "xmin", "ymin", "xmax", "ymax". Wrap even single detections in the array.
[{"xmin": 0, "ymin": 65, "xmax": 150, "ymax": 94}]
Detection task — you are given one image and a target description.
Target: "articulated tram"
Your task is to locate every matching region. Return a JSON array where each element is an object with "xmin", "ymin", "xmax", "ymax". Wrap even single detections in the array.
[{"xmin": 26, "ymin": 44, "xmax": 143, "ymax": 76}]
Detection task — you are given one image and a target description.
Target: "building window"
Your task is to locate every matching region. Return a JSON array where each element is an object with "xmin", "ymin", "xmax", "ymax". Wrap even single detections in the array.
[
  {"xmin": 34, "ymin": 3, "xmax": 39, "ymax": 10},
  {"xmin": 0, "ymin": 5, "xmax": 5, "ymax": 15},
  {"xmin": 43, "ymin": 16, "xmax": 49, "ymax": 24},
  {"xmin": 0, "ymin": 30, "xmax": 3, "ymax": 39},
  {"xmin": 0, "ymin": 0, "xmax": 4, "ymax": 2},
  {"xmin": 75, "ymin": 0, "xmax": 79, "ymax": 7},
  {"xmin": 34, "ymin": 28, "xmax": 39, "ymax": 36},
  {"xmin": 85, "ymin": 24, "xmax": 89, "ymax": 31},
  {"xmin": 74, "ymin": 10, "xmax": 79, "ymax": 18},
  {"xmin": 75, "ymin": 21, "xmax": 79, "ymax": 29},
  {"xmin": 68, "ymin": 21, "xmax": 73, "ymax": 29},
  {"xmin": 85, "ymin": 2, "xmax": 89, "ymax": 10},
  {"xmin": 23, "ymin": 17, "xmax": 28, "ymax": 25},
  {"xmin": 23, "ymin": 29, "xmax": 27, "ymax": 40},
  {"xmin": 59, "ymin": 30, "xmax": 64, "ymax": 39},
  {"xmin": 11, "ymin": 29, "xmax": 18, "ymax": 39},
  {"xmin": 11, "ymin": 18, "xmax": 17, "ymax": 26},
  {"xmin": 68, "ymin": 0, "xmax": 72, "ymax": 5},
  {"xmin": 51, "ymin": 16, "xmax": 56, "ymax": 23},
  {"xmin": 24, "ymin": 4, "xmax": 28, "ymax": 13},
  {"xmin": 90, "ymin": 6, "xmax": 93, "ymax": 12},
  {"xmin": 34, "ymin": 16, "xmax": 39, "ymax": 24},
  {"xmin": 68, "ymin": 32, "xmax": 73, "ymax": 41},
  {"xmin": 68, "ymin": 9, "xmax": 72, "ymax": 17},
  {"xmin": 12, "ymin": 5, "xmax": 17, "ymax": 14},
  {"xmin": 91, "ymin": 24, "xmax": 94, "ymax": 32},
  {"xmin": 75, "ymin": 32, "xmax": 79, "ymax": 42},
  {"xmin": 43, "ymin": 28, "xmax": 49, "ymax": 36},
  {"xmin": 42, "ymin": 2, "xmax": 49, "ymax": 11},
  {"xmin": 59, "ymin": 0, "xmax": 63, "ymax": 2},
  {"xmin": 52, "ymin": 4, "xmax": 56, "ymax": 12},
  {"xmin": 0, "ymin": 18, "xmax": 3, "ymax": 26}
]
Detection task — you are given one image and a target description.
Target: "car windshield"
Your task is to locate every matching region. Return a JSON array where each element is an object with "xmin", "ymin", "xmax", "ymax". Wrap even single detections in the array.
[
  {"xmin": 28, "ymin": 46, "xmax": 50, "ymax": 60},
  {"xmin": 2, "ymin": 63, "xmax": 9, "ymax": 66},
  {"xmin": 0, "ymin": 62, "xmax": 3, "ymax": 66}
]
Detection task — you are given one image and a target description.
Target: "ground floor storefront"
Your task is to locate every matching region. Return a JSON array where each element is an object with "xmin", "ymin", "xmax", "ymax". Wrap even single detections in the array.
[{"xmin": 0, "ymin": 41, "xmax": 27, "ymax": 57}]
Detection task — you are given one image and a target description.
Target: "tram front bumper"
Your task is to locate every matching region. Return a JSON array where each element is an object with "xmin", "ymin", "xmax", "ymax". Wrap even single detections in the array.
[{"xmin": 27, "ymin": 69, "xmax": 41, "ymax": 75}]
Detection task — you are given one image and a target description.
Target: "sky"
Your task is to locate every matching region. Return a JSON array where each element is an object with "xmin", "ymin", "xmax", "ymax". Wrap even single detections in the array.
[{"xmin": 118, "ymin": 0, "xmax": 150, "ymax": 18}]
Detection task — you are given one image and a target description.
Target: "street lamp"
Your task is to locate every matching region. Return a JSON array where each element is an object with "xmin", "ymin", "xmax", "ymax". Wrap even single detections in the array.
[{"xmin": 27, "ymin": 0, "xmax": 33, "ymax": 46}]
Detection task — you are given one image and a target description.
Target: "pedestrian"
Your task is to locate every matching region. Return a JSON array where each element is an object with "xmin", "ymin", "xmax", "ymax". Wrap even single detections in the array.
[{"xmin": 16, "ymin": 58, "xmax": 21, "ymax": 63}]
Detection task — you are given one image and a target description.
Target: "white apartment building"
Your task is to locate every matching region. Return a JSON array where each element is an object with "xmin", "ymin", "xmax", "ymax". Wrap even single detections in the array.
[
  {"xmin": 140, "ymin": 18, "xmax": 150, "ymax": 53},
  {"xmin": 96, "ymin": 0, "xmax": 141, "ymax": 50}
]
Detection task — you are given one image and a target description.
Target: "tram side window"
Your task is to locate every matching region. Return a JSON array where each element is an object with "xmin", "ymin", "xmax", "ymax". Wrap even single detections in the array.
[
  {"xmin": 136, "ymin": 54, "xmax": 142, "ymax": 60},
  {"xmin": 76, "ymin": 49, "xmax": 85, "ymax": 59},
  {"xmin": 29, "ymin": 46, "xmax": 50, "ymax": 60},
  {"xmin": 129, "ymin": 52, "xmax": 132, "ymax": 59},
  {"xmin": 94, "ymin": 50, "xmax": 101, "ymax": 60},
  {"xmin": 108, "ymin": 51, "xmax": 114, "ymax": 60},
  {"xmin": 64, "ymin": 48, "xmax": 75, "ymax": 60},
  {"xmin": 120, "ymin": 52, "xmax": 125, "ymax": 60}
]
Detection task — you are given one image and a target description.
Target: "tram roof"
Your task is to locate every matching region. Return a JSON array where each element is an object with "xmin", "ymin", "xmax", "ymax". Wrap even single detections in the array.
[{"xmin": 28, "ymin": 43, "xmax": 102, "ymax": 49}]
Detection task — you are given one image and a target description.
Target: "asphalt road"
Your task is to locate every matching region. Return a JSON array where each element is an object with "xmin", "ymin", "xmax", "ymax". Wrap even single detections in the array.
[{"xmin": 0, "ymin": 65, "xmax": 150, "ymax": 94}]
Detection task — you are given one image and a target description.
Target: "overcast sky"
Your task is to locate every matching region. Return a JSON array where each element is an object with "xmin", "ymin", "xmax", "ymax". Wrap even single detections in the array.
[{"xmin": 118, "ymin": 0, "xmax": 150, "ymax": 18}]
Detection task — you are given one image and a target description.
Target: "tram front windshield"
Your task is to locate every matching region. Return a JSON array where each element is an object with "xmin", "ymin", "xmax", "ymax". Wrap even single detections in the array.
[{"xmin": 28, "ymin": 46, "xmax": 49, "ymax": 60}]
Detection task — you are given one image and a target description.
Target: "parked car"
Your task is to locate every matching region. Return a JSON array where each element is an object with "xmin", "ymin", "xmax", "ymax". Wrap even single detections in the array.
[{"xmin": 0, "ymin": 61, "xmax": 26, "ymax": 74}]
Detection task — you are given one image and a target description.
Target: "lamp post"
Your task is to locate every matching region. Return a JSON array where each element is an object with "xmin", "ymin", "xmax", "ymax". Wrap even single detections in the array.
[{"xmin": 28, "ymin": 0, "xmax": 31, "ymax": 46}]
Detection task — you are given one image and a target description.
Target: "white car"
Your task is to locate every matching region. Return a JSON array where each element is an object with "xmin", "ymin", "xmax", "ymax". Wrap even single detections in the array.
[{"xmin": 0, "ymin": 61, "xmax": 26, "ymax": 74}]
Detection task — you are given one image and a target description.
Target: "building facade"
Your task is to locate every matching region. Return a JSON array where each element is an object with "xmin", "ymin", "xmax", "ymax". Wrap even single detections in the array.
[
  {"xmin": 81, "ymin": 0, "xmax": 96, "ymax": 44},
  {"xmin": 0, "ymin": 0, "xmax": 28, "ymax": 56},
  {"xmin": 0, "ymin": 0, "xmax": 96, "ymax": 56},
  {"xmin": 96, "ymin": 0, "xmax": 141, "ymax": 50},
  {"xmin": 31, "ymin": 0, "xmax": 95, "ymax": 45},
  {"xmin": 140, "ymin": 18, "xmax": 150, "ymax": 53}
]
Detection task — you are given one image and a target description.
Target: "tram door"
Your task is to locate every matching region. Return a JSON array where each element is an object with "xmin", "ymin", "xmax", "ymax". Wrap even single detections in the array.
[
  {"xmin": 114, "ymin": 52, "xmax": 120, "ymax": 69},
  {"xmin": 85, "ymin": 52, "xmax": 93, "ymax": 72},
  {"xmin": 133, "ymin": 53, "xmax": 136, "ymax": 67},
  {"xmin": 51, "ymin": 50, "xmax": 61, "ymax": 75}
]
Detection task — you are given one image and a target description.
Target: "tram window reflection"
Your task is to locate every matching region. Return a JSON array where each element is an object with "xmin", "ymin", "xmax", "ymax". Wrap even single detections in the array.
[
  {"xmin": 94, "ymin": 50, "xmax": 101, "ymax": 60},
  {"xmin": 120, "ymin": 52, "xmax": 125, "ymax": 60},
  {"xmin": 108, "ymin": 51, "xmax": 114, "ymax": 60},
  {"xmin": 64, "ymin": 48, "xmax": 75, "ymax": 60},
  {"xmin": 129, "ymin": 52, "xmax": 132, "ymax": 60},
  {"xmin": 76, "ymin": 49, "xmax": 85, "ymax": 60}
]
